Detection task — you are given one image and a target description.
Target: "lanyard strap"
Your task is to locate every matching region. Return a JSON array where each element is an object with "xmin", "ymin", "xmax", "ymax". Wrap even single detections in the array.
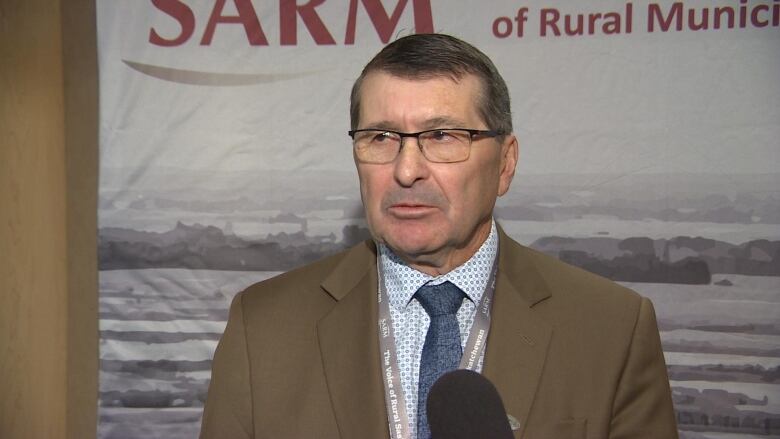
[{"xmin": 377, "ymin": 257, "xmax": 498, "ymax": 439}]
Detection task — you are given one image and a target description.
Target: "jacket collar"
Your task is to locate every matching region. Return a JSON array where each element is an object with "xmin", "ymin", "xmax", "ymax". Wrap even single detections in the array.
[
  {"xmin": 483, "ymin": 227, "xmax": 553, "ymax": 436},
  {"xmin": 317, "ymin": 240, "xmax": 390, "ymax": 438}
]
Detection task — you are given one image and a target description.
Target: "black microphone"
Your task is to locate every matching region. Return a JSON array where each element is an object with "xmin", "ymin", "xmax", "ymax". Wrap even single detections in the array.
[{"xmin": 426, "ymin": 369, "xmax": 514, "ymax": 439}]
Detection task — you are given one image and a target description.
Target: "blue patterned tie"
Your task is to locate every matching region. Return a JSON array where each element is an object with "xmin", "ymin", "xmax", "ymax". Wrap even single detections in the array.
[{"xmin": 415, "ymin": 281, "xmax": 465, "ymax": 439}]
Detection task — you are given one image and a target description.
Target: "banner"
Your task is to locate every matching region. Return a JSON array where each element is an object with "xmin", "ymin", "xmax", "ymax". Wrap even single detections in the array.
[{"xmin": 97, "ymin": 1, "xmax": 780, "ymax": 437}]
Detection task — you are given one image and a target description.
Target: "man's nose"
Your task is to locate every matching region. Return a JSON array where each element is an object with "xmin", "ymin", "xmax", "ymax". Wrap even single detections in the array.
[{"xmin": 393, "ymin": 137, "xmax": 430, "ymax": 187}]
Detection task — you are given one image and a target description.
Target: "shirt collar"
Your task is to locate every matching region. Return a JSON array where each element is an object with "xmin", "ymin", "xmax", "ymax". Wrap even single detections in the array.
[{"xmin": 379, "ymin": 220, "xmax": 498, "ymax": 310}]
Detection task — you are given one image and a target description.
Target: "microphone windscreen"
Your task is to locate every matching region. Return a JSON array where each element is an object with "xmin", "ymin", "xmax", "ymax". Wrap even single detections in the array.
[{"xmin": 426, "ymin": 369, "xmax": 514, "ymax": 439}]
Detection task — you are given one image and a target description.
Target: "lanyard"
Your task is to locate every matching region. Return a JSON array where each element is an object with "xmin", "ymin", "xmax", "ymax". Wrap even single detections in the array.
[{"xmin": 377, "ymin": 257, "xmax": 498, "ymax": 439}]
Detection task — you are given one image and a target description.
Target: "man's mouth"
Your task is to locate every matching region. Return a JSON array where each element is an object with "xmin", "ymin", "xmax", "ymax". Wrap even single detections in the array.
[{"xmin": 387, "ymin": 203, "xmax": 437, "ymax": 218}]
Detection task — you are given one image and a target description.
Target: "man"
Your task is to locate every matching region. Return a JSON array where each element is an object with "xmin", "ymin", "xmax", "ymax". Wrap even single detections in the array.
[{"xmin": 201, "ymin": 34, "xmax": 678, "ymax": 439}]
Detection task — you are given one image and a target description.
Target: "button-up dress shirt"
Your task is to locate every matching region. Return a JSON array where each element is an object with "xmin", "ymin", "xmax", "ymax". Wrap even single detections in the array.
[{"xmin": 378, "ymin": 220, "xmax": 498, "ymax": 438}]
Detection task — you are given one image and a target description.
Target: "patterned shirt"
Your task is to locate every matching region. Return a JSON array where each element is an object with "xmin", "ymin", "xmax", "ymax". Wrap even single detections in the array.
[{"xmin": 378, "ymin": 220, "xmax": 498, "ymax": 438}]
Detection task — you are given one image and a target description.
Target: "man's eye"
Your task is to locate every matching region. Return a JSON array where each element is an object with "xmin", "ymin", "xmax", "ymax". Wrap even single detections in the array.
[
  {"xmin": 371, "ymin": 132, "xmax": 395, "ymax": 143},
  {"xmin": 430, "ymin": 130, "xmax": 455, "ymax": 142}
]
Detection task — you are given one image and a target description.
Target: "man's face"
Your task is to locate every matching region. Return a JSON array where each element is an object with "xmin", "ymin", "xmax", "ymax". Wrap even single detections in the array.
[{"xmin": 354, "ymin": 72, "xmax": 517, "ymax": 274}]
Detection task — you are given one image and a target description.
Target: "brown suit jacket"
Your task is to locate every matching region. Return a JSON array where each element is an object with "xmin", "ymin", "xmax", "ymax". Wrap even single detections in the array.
[{"xmin": 200, "ymin": 229, "xmax": 678, "ymax": 438}]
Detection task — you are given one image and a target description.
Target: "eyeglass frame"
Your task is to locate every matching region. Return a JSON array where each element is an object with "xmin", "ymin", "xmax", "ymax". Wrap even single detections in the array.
[{"xmin": 347, "ymin": 128, "xmax": 505, "ymax": 164}]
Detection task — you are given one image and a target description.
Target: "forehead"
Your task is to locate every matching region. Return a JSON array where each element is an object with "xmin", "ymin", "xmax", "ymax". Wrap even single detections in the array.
[{"xmin": 357, "ymin": 72, "xmax": 484, "ymax": 129}]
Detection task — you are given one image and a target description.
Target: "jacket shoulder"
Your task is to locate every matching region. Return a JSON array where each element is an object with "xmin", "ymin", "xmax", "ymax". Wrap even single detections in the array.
[
  {"xmin": 501, "ymin": 236, "xmax": 643, "ymax": 310},
  {"xmin": 236, "ymin": 240, "xmax": 375, "ymax": 312}
]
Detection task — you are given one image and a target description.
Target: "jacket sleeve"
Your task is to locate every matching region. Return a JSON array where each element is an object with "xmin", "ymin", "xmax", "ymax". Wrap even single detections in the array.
[
  {"xmin": 200, "ymin": 291, "xmax": 254, "ymax": 439},
  {"xmin": 610, "ymin": 296, "xmax": 678, "ymax": 438}
]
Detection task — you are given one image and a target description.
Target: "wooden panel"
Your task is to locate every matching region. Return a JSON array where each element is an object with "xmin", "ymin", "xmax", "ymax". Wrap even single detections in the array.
[
  {"xmin": 0, "ymin": 0, "xmax": 69, "ymax": 437},
  {"xmin": 62, "ymin": 0, "xmax": 99, "ymax": 438},
  {"xmin": 0, "ymin": 0, "xmax": 98, "ymax": 438}
]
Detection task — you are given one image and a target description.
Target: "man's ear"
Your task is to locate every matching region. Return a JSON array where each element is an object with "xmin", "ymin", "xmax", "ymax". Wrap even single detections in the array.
[{"xmin": 497, "ymin": 134, "xmax": 518, "ymax": 197}]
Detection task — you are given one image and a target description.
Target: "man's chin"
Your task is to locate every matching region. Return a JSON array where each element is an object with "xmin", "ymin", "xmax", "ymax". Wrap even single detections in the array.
[
  {"xmin": 382, "ymin": 236, "xmax": 442, "ymax": 263},
  {"xmin": 370, "ymin": 222, "xmax": 449, "ymax": 258}
]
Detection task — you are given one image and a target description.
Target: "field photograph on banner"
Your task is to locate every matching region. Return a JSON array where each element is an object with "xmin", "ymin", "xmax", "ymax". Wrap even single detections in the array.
[{"xmin": 96, "ymin": 1, "xmax": 779, "ymax": 437}]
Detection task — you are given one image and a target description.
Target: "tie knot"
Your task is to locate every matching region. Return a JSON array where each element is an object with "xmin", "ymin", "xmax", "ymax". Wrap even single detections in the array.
[{"xmin": 415, "ymin": 281, "xmax": 465, "ymax": 317}]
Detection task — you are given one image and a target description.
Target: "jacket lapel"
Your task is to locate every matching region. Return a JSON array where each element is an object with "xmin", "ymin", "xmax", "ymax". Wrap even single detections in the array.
[
  {"xmin": 317, "ymin": 242, "xmax": 390, "ymax": 439},
  {"xmin": 483, "ymin": 230, "xmax": 553, "ymax": 437}
]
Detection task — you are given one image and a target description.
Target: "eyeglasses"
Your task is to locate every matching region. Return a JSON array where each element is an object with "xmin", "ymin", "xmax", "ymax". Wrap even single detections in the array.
[{"xmin": 348, "ymin": 128, "xmax": 503, "ymax": 164}]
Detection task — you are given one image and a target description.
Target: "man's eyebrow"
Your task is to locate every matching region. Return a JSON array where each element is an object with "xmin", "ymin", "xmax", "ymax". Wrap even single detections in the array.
[
  {"xmin": 361, "ymin": 117, "xmax": 469, "ymax": 132},
  {"xmin": 361, "ymin": 121, "xmax": 399, "ymax": 131},
  {"xmin": 421, "ymin": 116, "xmax": 468, "ymax": 129}
]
